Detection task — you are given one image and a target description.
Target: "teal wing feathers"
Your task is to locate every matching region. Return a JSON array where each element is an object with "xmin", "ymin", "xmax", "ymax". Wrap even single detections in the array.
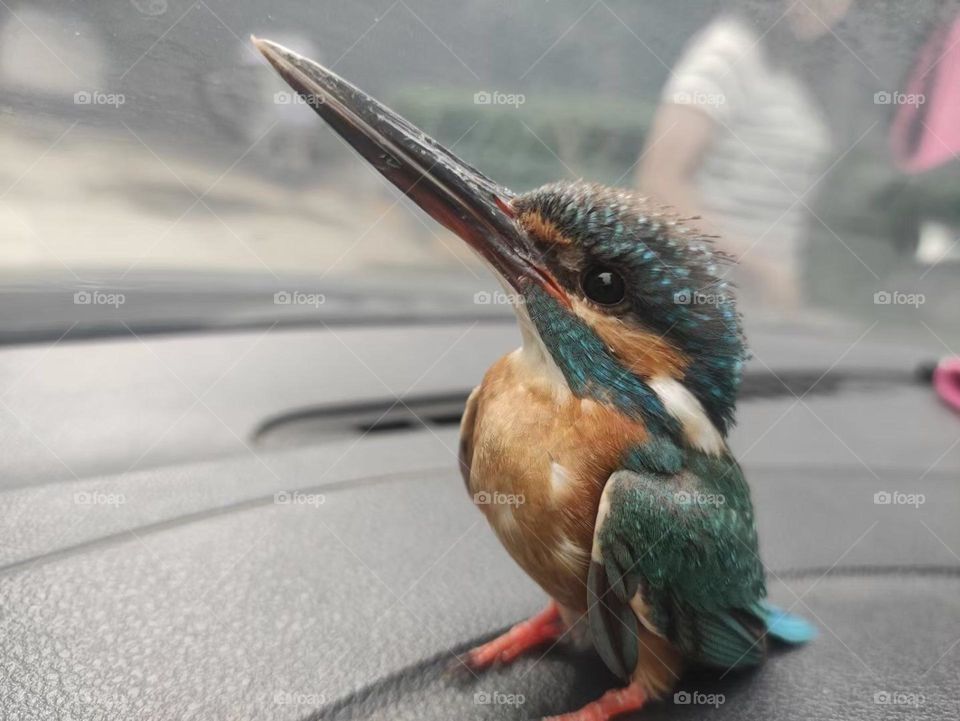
[{"xmin": 587, "ymin": 451, "xmax": 795, "ymax": 679}]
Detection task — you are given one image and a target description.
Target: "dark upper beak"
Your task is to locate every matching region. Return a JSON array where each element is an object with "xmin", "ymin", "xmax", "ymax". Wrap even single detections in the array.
[{"xmin": 251, "ymin": 36, "xmax": 564, "ymax": 299}]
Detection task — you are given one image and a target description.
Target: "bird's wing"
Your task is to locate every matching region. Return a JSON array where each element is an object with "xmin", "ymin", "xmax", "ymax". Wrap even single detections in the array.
[
  {"xmin": 458, "ymin": 386, "xmax": 480, "ymax": 488},
  {"xmin": 586, "ymin": 454, "xmax": 769, "ymax": 680}
]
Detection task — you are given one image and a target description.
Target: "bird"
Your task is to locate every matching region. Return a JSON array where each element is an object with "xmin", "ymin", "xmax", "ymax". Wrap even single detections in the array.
[{"xmin": 252, "ymin": 36, "xmax": 816, "ymax": 721}]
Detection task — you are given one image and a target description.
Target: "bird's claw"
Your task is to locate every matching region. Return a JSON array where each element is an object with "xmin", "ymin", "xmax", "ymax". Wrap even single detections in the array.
[
  {"xmin": 541, "ymin": 683, "xmax": 647, "ymax": 721},
  {"xmin": 462, "ymin": 602, "xmax": 564, "ymax": 670}
]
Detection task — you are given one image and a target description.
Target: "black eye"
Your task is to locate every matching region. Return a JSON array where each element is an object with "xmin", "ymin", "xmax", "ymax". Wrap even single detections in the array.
[{"xmin": 581, "ymin": 266, "xmax": 626, "ymax": 305}]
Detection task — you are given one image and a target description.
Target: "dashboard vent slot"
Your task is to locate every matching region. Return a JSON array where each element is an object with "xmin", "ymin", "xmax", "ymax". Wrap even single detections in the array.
[
  {"xmin": 253, "ymin": 369, "xmax": 921, "ymax": 450},
  {"xmin": 254, "ymin": 393, "xmax": 469, "ymax": 449}
]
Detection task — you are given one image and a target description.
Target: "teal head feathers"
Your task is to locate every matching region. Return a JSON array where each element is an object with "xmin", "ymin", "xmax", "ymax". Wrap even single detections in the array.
[{"xmin": 512, "ymin": 182, "xmax": 746, "ymax": 437}]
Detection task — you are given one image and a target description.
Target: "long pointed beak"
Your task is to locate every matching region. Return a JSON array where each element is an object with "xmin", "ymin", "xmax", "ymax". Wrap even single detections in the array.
[{"xmin": 252, "ymin": 36, "xmax": 564, "ymax": 300}]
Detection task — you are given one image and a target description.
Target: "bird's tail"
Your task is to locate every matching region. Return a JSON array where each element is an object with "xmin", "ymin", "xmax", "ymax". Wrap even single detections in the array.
[{"xmin": 757, "ymin": 601, "xmax": 817, "ymax": 645}]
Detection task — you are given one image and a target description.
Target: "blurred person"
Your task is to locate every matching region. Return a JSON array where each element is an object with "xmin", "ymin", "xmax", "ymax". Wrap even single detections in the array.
[{"xmin": 637, "ymin": 1, "xmax": 856, "ymax": 310}]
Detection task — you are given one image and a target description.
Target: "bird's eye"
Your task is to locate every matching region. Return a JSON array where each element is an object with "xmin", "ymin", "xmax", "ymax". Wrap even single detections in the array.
[{"xmin": 581, "ymin": 266, "xmax": 626, "ymax": 305}]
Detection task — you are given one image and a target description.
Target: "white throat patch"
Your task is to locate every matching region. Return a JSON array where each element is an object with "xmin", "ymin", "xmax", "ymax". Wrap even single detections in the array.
[
  {"xmin": 509, "ymin": 288, "xmax": 570, "ymax": 393},
  {"xmin": 648, "ymin": 375, "xmax": 725, "ymax": 455}
]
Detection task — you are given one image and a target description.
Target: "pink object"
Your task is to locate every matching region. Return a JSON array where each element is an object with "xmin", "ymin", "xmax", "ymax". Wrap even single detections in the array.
[
  {"xmin": 933, "ymin": 358, "xmax": 960, "ymax": 413},
  {"xmin": 890, "ymin": 15, "xmax": 960, "ymax": 174}
]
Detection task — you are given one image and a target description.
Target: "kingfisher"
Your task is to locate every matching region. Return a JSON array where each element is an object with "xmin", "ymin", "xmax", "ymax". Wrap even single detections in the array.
[{"xmin": 253, "ymin": 37, "xmax": 816, "ymax": 721}]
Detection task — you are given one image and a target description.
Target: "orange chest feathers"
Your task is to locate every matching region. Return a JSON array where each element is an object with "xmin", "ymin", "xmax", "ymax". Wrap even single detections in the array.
[{"xmin": 460, "ymin": 349, "xmax": 649, "ymax": 611}]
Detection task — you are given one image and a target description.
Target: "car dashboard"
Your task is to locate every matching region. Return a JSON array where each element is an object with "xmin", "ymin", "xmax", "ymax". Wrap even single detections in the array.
[{"xmin": 1, "ymin": 320, "xmax": 957, "ymax": 720}]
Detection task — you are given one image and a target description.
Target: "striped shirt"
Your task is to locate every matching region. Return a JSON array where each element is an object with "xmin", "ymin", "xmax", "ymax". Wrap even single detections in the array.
[{"xmin": 662, "ymin": 17, "xmax": 832, "ymax": 282}]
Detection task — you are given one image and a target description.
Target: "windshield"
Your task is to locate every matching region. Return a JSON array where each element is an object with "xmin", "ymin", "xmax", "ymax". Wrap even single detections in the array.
[{"xmin": 1, "ymin": 1, "xmax": 957, "ymax": 345}]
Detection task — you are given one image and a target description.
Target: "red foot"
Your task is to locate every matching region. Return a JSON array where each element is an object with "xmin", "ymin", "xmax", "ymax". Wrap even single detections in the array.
[
  {"xmin": 543, "ymin": 683, "xmax": 647, "ymax": 721},
  {"xmin": 465, "ymin": 601, "xmax": 564, "ymax": 669}
]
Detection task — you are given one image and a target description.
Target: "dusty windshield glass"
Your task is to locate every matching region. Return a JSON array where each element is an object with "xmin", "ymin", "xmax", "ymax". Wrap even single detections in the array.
[{"xmin": 0, "ymin": 1, "xmax": 957, "ymax": 343}]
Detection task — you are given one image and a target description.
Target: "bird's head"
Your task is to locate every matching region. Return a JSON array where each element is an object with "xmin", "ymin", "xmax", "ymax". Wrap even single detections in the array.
[{"xmin": 254, "ymin": 38, "xmax": 746, "ymax": 441}]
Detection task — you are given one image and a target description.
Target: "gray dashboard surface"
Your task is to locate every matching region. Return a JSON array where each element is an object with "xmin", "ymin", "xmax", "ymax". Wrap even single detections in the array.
[
  {"xmin": 0, "ymin": 318, "xmax": 954, "ymax": 488},
  {"xmin": 1, "ymin": 321, "xmax": 959, "ymax": 720},
  {"xmin": 1, "ymin": 465, "xmax": 958, "ymax": 721}
]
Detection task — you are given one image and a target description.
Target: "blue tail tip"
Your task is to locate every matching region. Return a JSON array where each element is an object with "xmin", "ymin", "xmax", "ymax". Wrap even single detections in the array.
[{"xmin": 761, "ymin": 602, "xmax": 818, "ymax": 645}]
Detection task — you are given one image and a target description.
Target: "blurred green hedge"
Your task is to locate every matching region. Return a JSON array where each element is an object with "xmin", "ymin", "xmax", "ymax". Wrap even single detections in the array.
[{"xmin": 388, "ymin": 86, "xmax": 657, "ymax": 191}]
